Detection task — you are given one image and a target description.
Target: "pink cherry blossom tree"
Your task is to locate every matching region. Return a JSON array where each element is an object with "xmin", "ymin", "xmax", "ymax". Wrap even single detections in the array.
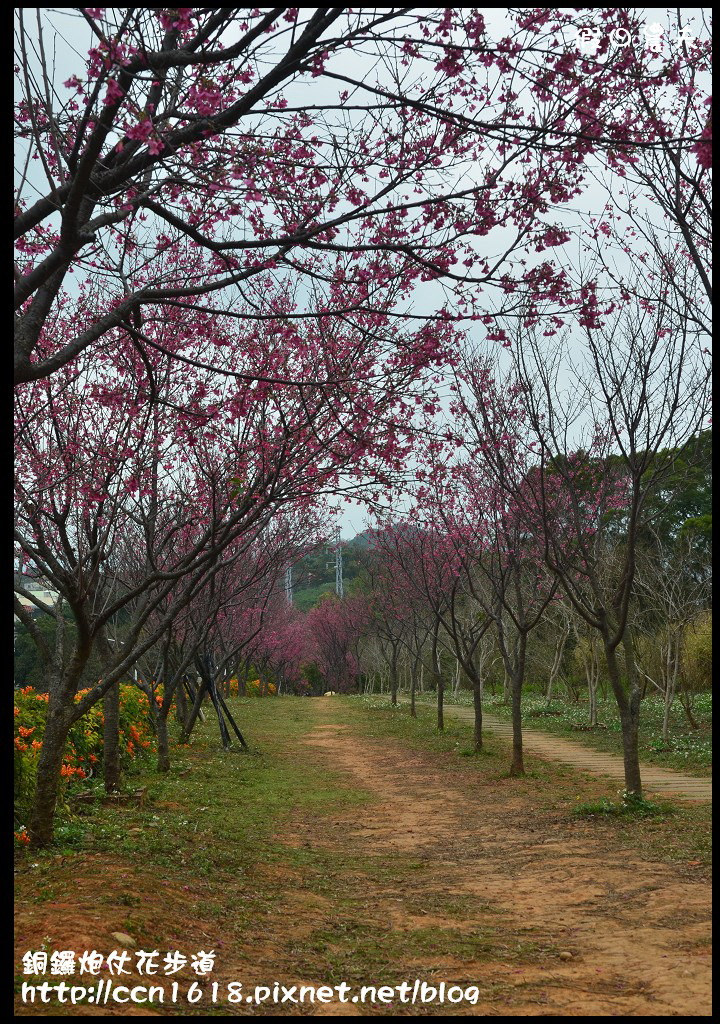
[
  {"xmin": 16, "ymin": 296, "xmax": 442, "ymax": 842},
  {"xmin": 307, "ymin": 594, "xmax": 369, "ymax": 693},
  {"xmin": 16, "ymin": 8, "xmax": 710, "ymax": 384}
]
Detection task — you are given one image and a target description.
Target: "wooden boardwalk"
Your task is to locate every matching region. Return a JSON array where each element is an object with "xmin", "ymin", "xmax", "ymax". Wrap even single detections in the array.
[{"xmin": 429, "ymin": 703, "xmax": 712, "ymax": 803}]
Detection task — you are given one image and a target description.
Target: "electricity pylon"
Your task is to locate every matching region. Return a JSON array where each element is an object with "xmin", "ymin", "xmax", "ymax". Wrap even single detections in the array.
[{"xmin": 334, "ymin": 527, "xmax": 343, "ymax": 598}]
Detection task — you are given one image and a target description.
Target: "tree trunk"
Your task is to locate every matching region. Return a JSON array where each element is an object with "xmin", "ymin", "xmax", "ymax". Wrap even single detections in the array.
[
  {"xmin": 502, "ymin": 667, "xmax": 510, "ymax": 705},
  {"xmin": 662, "ymin": 682, "xmax": 673, "ymax": 744},
  {"xmin": 604, "ymin": 641, "xmax": 642, "ymax": 797},
  {"xmin": 661, "ymin": 634, "xmax": 680, "ymax": 745},
  {"xmin": 27, "ymin": 702, "xmax": 73, "ymax": 847},
  {"xmin": 618, "ymin": 705, "xmax": 642, "ymax": 795},
  {"xmin": 471, "ymin": 675, "xmax": 483, "ymax": 751},
  {"xmin": 103, "ymin": 680, "xmax": 121, "ymax": 793},
  {"xmin": 390, "ymin": 650, "xmax": 398, "ymax": 706},
  {"xmin": 431, "ymin": 631, "xmax": 443, "ymax": 730},
  {"xmin": 175, "ymin": 677, "xmax": 188, "ymax": 728},
  {"xmin": 678, "ymin": 682, "xmax": 699, "ymax": 729},
  {"xmin": 545, "ymin": 627, "xmax": 567, "ymax": 705},
  {"xmin": 509, "ymin": 673, "xmax": 524, "ymax": 775},
  {"xmin": 410, "ymin": 664, "xmax": 417, "ymax": 717},
  {"xmin": 180, "ymin": 681, "xmax": 206, "ymax": 743},
  {"xmin": 156, "ymin": 711, "xmax": 170, "ymax": 772},
  {"xmin": 588, "ymin": 661, "xmax": 598, "ymax": 728}
]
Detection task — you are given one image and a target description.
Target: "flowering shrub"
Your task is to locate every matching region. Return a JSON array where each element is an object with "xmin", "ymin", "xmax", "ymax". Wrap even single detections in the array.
[
  {"xmin": 244, "ymin": 678, "xmax": 276, "ymax": 697},
  {"xmin": 14, "ymin": 684, "xmax": 155, "ymax": 842}
]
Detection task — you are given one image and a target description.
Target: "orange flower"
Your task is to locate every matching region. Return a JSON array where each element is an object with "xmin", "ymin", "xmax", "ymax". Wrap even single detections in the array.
[
  {"xmin": 14, "ymin": 706, "xmax": 19, "ymax": 717},
  {"xmin": 14, "ymin": 738, "xmax": 29, "ymax": 753},
  {"xmin": 18, "ymin": 726, "xmax": 35, "ymax": 738},
  {"xmin": 31, "ymin": 740, "xmax": 42, "ymax": 750},
  {"xmin": 14, "ymin": 830, "xmax": 30, "ymax": 845}
]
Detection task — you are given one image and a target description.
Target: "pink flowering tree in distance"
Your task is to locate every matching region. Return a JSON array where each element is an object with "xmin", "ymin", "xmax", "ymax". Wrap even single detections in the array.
[
  {"xmin": 307, "ymin": 595, "xmax": 370, "ymax": 694},
  {"xmin": 251, "ymin": 600, "xmax": 317, "ymax": 696},
  {"xmin": 365, "ymin": 522, "xmax": 457, "ymax": 730},
  {"xmin": 368, "ymin": 512, "xmax": 496, "ymax": 750},
  {"xmin": 362, "ymin": 541, "xmax": 438, "ymax": 717}
]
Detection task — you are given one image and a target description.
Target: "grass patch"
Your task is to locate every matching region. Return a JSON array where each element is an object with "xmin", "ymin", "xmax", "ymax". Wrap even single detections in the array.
[
  {"xmin": 575, "ymin": 792, "xmax": 675, "ymax": 819},
  {"xmin": 16, "ymin": 697, "xmax": 371, "ymax": 907}
]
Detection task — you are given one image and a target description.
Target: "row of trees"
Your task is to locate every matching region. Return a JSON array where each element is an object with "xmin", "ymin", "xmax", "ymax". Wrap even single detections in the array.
[{"xmin": 14, "ymin": 8, "xmax": 711, "ymax": 844}]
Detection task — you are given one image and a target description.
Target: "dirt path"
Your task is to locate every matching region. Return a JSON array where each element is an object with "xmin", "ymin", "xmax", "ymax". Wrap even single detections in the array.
[
  {"xmin": 14, "ymin": 699, "xmax": 711, "ymax": 1017},
  {"xmin": 259, "ymin": 700, "xmax": 711, "ymax": 1016},
  {"xmin": 436, "ymin": 705, "xmax": 712, "ymax": 802}
]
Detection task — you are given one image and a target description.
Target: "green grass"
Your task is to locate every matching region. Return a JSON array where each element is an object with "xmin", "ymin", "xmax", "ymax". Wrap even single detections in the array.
[
  {"xmin": 431, "ymin": 689, "xmax": 711, "ymax": 775},
  {"xmin": 15, "ymin": 697, "xmax": 568, "ymax": 1015},
  {"xmin": 18, "ymin": 698, "xmax": 371, "ymax": 904},
  {"xmin": 82, "ymin": 698, "xmax": 370, "ymax": 874},
  {"xmin": 350, "ymin": 694, "xmax": 488, "ymax": 759},
  {"xmin": 575, "ymin": 792, "xmax": 675, "ymax": 819}
]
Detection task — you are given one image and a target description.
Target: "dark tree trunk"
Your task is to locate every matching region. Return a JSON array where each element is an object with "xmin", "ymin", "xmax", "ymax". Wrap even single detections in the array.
[
  {"xmin": 390, "ymin": 649, "xmax": 399, "ymax": 706},
  {"xmin": 431, "ymin": 630, "xmax": 444, "ymax": 731},
  {"xmin": 604, "ymin": 640, "xmax": 643, "ymax": 797},
  {"xmin": 509, "ymin": 638, "xmax": 526, "ymax": 776},
  {"xmin": 509, "ymin": 673, "xmax": 524, "ymax": 776},
  {"xmin": 175, "ymin": 677, "xmax": 188, "ymax": 728},
  {"xmin": 471, "ymin": 674, "xmax": 483, "ymax": 751},
  {"xmin": 27, "ymin": 702, "xmax": 73, "ymax": 847},
  {"xmin": 618, "ymin": 707, "xmax": 642, "ymax": 794},
  {"xmin": 678, "ymin": 684, "xmax": 699, "ymax": 729},
  {"xmin": 180, "ymin": 681, "xmax": 206, "ymax": 743},
  {"xmin": 103, "ymin": 680, "xmax": 121, "ymax": 792},
  {"xmin": 156, "ymin": 711, "xmax": 170, "ymax": 772}
]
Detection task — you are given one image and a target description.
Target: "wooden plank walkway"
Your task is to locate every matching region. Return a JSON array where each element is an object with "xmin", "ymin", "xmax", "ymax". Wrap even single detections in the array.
[{"xmin": 424, "ymin": 703, "xmax": 712, "ymax": 803}]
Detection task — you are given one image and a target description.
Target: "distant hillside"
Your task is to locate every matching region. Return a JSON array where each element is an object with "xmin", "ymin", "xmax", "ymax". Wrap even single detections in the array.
[{"xmin": 290, "ymin": 532, "xmax": 370, "ymax": 610}]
